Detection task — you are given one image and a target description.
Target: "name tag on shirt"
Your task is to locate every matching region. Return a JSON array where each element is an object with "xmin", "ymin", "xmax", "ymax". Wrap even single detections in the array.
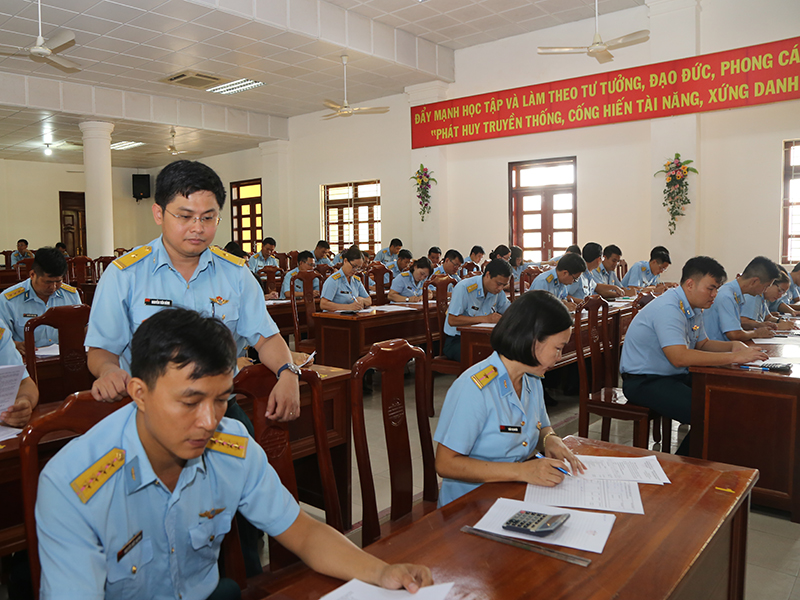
[
  {"xmin": 117, "ymin": 530, "xmax": 143, "ymax": 562},
  {"xmin": 499, "ymin": 425, "xmax": 522, "ymax": 434},
  {"xmin": 23, "ymin": 313, "xmax": 38, "ymax": 318},
  {"xmin": 144, "ymin": 298, "xmax": 172, "ymax": 306}
]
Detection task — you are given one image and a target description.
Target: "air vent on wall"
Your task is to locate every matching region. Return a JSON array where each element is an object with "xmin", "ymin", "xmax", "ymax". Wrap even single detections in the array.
[{"xmin": 160, "ymin": 71, "xmax": 232, "ymax": 90}]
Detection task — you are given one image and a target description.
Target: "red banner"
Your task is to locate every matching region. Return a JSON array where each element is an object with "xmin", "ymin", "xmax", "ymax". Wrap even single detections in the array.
[{"xmin": 411, "ymin": 37, "xmax": 800, "ymax": 149}]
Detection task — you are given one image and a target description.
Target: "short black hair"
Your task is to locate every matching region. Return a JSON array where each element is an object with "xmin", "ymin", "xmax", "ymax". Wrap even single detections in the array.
[
  {"xmin": 491, "ymin": 290, "xmax": 573, "ymax": 367},
  {"xmin": 490, "ymin": 245, "xmax": 511, "ymax": 261},
  {"xmin": 793, "ymin": 262, "xmax": 800, "ymax": 274},
  {"xmin": 411, "ymin": 256, "xmax": 432, "ymax": 274},
  {"xmin": 17, "ymin": 239, "xmax": 28, "ymax": 246},
  {"xmin": 390, "ymin": 238, "xmax": 403, "ymax": 248},
  {"xmin": 485, "ymin": 259, "xmax": 512, "ymax": 278},
  {"xmin": 557, "ymin": 253, "xmax": 587, "ymax": 275},
  {"xmin": 775, "ymin": 269, "xmax": 790, "ymax": 285},
  {"xmin": 32, "ymin": 247, "xmax": 67, "ymax": 277},
  {"xmin": 154, "ymin": 160, "xmax": 226, "ymax": 210},
  {"xmin": 742, "ymin": 256, "xmax": 780, "ymax": 283},
  {"xmin": 470, "ymin": 245, "xmax": 485, "ymax": 256},
  {"xmin": 680, "ymin": 256, "xmax": 727, "ymax": 285},
  {"xmin": 298, "ymin": 250, "xmax": 314, "ymax": 262},
  {"xmin": 223, "ymin": 241, "xmax": 246, "ymax": 258},
  {"xmin": 510, "ymin": 245, "xmax": 524, "ymax": 267},
  {"xmin": 444, "ymin": 249, "xmax": 463, "ymax": 263},
  {"xmin": 603, "ymin": 244, "xmax": 622, "ymax": 258},
  {"xmin": 566, "ymin": 245, "xmax": 581, "ymax": 254},
  {"xmin": 398, "ymin": 249, "xmax": 413, "ymax": 261},
  {"xmin": 427, "ymin": 246, "xmax": 441, "ymax": 256},
  {"xmin": 316, "ymin": 240, "xmax": 330, "ymax": 249},
  {"xmin": 343, "ymin": 245, "xmax": 363, "ymax": 262},
  {"xmin": 582, "ymin": 242, "xmax": 602, "ymax": 263},
  {"xmin": 262, "ymin": 237, "xmax": 276, "ymax": 246},
  {"xmin": 55, "ymin": 242, "xmax": 67, "ymax": 251},
  {"xmin": 131, "ymin": 308, "xmax": 236, "ymax": 388},
  {"xmin": 651, "ymin": 250, "xmax": 671, "ymax": 264}
]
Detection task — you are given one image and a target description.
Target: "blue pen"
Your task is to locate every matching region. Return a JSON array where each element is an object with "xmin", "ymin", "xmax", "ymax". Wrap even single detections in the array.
[
  {"xmin": 535, "ymin": 452, "xmax": 572, "ymax": 476},
  {"xmin": 740, "ymin": 365, "xmax": 768, "ymax": 372}
]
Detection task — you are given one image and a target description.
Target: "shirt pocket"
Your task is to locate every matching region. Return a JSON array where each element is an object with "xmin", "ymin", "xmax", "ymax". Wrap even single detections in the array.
[
  {"xmin": 106, "ymin": 538, "xmax": 153, "ymax": 599},
  {"xmin": 188, "ymin": 513, "xmax": 233, "ymax": 560},
  {"xmin": 130, "ymin": 301, "xmax": 170, "ymax": 329}
]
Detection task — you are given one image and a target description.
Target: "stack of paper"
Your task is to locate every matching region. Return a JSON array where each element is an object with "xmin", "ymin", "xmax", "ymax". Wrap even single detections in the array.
[
  {"xmin": 0, "ymin": 424, "xmax": 22, "ymax": 443},
  {"xmin": 374, "ymin": 305, "xmax": 416, "ymax": 312},
  {"xmin": 0, "ymin": 364, "xmax": 25, "ymax": 416},
  {"xmin": 321, "ymin": 580, "xmax": 455, "ymax": 600}
]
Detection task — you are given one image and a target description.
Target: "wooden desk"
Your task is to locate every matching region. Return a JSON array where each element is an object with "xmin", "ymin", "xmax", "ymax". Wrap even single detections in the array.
[
  {"xmin": 270, "ymin": 437, "xmax": 757, "ymax": 600},
  {"xmin": 266, "ymin": 298, "xmax": 321, "ymax": 340},
  {"xmin": 691, "ymin": 341, "xmax": 800, "ymax": 521},
  {"xmin": 315, "ymin": 306, "xmax": 437, "ymax": 369}
]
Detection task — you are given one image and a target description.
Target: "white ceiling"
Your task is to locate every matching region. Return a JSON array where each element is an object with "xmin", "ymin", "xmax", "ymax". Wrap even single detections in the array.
[{"xmin": 0, "ymin": 0, "xmax": 645, "ymax": 168}]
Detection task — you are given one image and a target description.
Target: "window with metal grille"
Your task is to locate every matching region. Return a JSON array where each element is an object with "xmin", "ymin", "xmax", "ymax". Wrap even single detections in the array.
[
  {"xmin": 509, "ymin": 157, "xmax": 577, "ymax": 263},
  {"xmin": 230, "ymin": 179, "xmax": 262, "ymax": 255},
  {"xmin": 782, "ymin": 141, "xmax": 800, "ymax": 264},
  {"xmin": 323, "ymin": 180, "xmax": 381, "ymax": 256}
]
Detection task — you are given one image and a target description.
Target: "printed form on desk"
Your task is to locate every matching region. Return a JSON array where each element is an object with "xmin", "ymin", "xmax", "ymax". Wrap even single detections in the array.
[
  {"xmin": 525, "ymin": 478, "xmax": 644, "ymax": 514},
  {"xmin": 320, "ymin": 580, "xmax": 455, "ymax": 600},
  {"xmin": 575, "ymin": 455, "xmax": 670, "ymax": 485}
]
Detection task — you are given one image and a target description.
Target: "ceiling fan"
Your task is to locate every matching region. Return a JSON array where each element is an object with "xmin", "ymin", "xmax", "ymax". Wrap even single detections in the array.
[
  {"xmin": 322, "ymin": 55, "xmax": 389, "ymax": 119},
  {"xmin": 147, "ymin": 127, "xmax": 201, "ymax": 157},
  {"xmin": 0, "ymin": 0, "xmax": 80, "ymax": 71},
  {"xmin": 537, "ymin": 0, "xmax": 649, "ymax": 64}
]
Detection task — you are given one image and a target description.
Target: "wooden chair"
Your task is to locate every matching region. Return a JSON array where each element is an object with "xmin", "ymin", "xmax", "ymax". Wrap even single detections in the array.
[
  {"xmin": 24, "ymin": 305, "xmax": 94, "ymax": 403},
  {"xmin": 422, "ymin": 277, "xmax": 463, "ymax": 416},
  {"xmin": 460, "ymin": 261, "xmax": 480, "ymax": 278},
  {"xmin": 617, "ymin": 258, "xmax": 629, "ymax": 281},
  {"xmin": 234, "ymin": 365, "xmax": 342, "ymax": 571},
  {"xmin": 16, "ymin": 257, "xmax": 34, "ymax": 281},
  {"xmin": 314, "ymin": 263, "xmax": 334, "ymax": 281},
  {"xmin": 257, "ymin": 266, "xmax": 283, "ymax": 296},
  {"xmin": 94, "ymin": 256, "xmax": 115, "ymax": 279},
  {"xmin": 113, "ymin": 247, "xmax": 130, "ymax": 257},
  {"xmin": 508, "ymin": 275, "xmax": 516, "ymax": 302},
  {"xmin": 68, "ymin": 256, "xmax": 95, "ymax": 284},
  {"xmin": 20, "ymin": 392, "xmax": 246, "ymax": 599},
  {"xmin": 289, "ymin": 271, "xmax": 323, "ymax": 354},
  {"xmin": 350, "ymin": 339, "xmax": 437, "ymax": 547},
  {"xmin": 287, "ymin": 250, "xmax": 298, "ymax": 269},
  {"xmin": 575, "ymin": 296, "xmax": 670, "ymax": 451},
  {"xmin": 519, "ymin": 266, "xmax": 542, "ymax": 293},
  {"xmin": 367, "ymin": 263, "xmax": 392, "ymax": 305},
  {"xmin": 274, "ymin": 252, "xmax": 290, "ymax": 270},
  {"xmin": 1, "ymin": 250, "xmax": 12, "ymax": 269}
]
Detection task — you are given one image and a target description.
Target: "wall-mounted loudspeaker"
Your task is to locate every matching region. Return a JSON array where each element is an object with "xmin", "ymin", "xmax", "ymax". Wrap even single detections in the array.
[{"xmin": 133, "ymin": 174, "xmax": 151, "ymax": 200}]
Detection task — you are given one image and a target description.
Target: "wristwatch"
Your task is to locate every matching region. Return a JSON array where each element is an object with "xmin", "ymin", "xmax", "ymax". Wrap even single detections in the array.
[{"xmin": 277, "ymin": 362, "xmax": 301, "ymax": 378}]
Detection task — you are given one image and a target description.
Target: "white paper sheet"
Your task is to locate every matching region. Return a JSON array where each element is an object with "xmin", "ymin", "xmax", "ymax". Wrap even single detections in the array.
[
  {"xmin": 390, "ymin": 301, "xmax": 423, "ymax": 305},
  {"xmin": 472, "ymin": 322, "xmax": 497, "ymax": 328},
  {"xmin": 335, "ymin": 308, "xmax": 375, "ymax": 314},
  {"xmin": 299, "ymin": 351, "xmax": 316, "ymax": 368},
  {"xmin": 524, "ymin": 478, "xmax": 644, "ymax": 514},
  {"xmin": 0, "ymin": 364, "xmax": 26, "ymax": 414},
  {"xmin": 473, "ymin": 497, "xmax": 615, "ymax": 554},
  {"xmin": 35, "ymin": 344, "xmax": 60, "ymax": 358},
  {"xmin": 374, "ymin": 305, "xmax": 416, "ymax": 312},
  {"xmin": 576, "ymin": 455, "xmax": 670, "ymax": 485},
  {"xmin": 320, "ymin": 579, "xmax": 455, "ymax": 600},
  {"xmin": 752, "ymin": 337, "xmax": 800, "ymax": 345},
  {"xmin": 0, "ymin": 424, "xmax": 22, "ymax": 443},
  {"xmin": 265, "ymin": 299, "xmax": 291, "ymax": 306}
]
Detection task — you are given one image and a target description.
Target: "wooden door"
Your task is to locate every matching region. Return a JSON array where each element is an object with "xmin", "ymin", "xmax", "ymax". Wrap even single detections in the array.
[{"xmin": 59, "ymin": 192, "xmax": 86, "ymax": 256}]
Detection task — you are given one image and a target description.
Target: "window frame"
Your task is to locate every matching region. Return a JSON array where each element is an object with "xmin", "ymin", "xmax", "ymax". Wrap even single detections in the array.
[
  {"xmin": 781, "ymin": 140, "xmax": 800, "ymax": 264},
  {"xmin": 323, "ymin": 180, "xmax": 381, "ymax": 257},
  {"xmin": 229, "ymin": 178, "xmax": 263, "ymax": 255}
]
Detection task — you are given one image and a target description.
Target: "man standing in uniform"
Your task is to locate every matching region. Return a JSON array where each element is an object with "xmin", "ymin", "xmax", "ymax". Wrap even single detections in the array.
[
  {"xmin": 620, "ymin": 256, "xmax": 767, "ymax": 455},
  {"xmin": 0, "ymin": 247, "xmax": 81, "ymax": 357}
]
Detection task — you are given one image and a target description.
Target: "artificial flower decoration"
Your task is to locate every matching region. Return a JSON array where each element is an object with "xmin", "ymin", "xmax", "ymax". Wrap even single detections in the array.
[
  {"xmin": 654, "ymin": 153, "xmax": 698, "ymax": 235},
  {"xmin": 411, "ymin": 164, "xmax": 437, "ymax": 222}
]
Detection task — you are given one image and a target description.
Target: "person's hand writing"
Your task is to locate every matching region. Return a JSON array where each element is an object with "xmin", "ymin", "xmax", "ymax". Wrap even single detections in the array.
[
  {"xmin": 265, "ymin": 372, "xmax": 300, "ymax": 421},
  {"xmin": 754, "ymin": 327, "xmax": 774, "ymax": 339},
  {"xmin": 544, "ymin": 435, "xmax": 586, "ymax": 475},
  {"xmin": 91, "ymin": 366, "xmax": 130, "ymax": 402},
  {"xmin": 484, "ymin": 312, "xmax": 503, "ymax": 324},
  {"xmin": 1, "ymin": 398, "xmax": 33, "ymax": 428},
  {"xmin": 564, "ymin": 301, "xmax": 578, "ymax": 311},
  {"xmin": 519, "ymin": 457, "xmax": 566, "ymax": 487},
  {"xmin": 776, "ymin": 320, "xmax": 797, "ymax": 331},
  {"xmin": 732, "ymin": 346, "xmax": 768, "ymax": 364},
  {"xmin": 377, "ymin": 563, "xmax": 433, "ymax": 593}
]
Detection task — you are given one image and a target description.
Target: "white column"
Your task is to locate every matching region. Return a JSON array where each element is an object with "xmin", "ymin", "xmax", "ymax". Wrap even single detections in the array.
[
  {"xmin": 260, "ymin": 140, "xmax": 290, "ymax": 247},
  {"xmin": 79, "ymin": 121, "xmax": 115, "ymax": 257},
  {"xmin": 406, "ymin": 81, "xmax": 450, "ymax": 257},
  {"xmin": 646, "ymin": 0, "xmax": 701, "ymax": 269}
]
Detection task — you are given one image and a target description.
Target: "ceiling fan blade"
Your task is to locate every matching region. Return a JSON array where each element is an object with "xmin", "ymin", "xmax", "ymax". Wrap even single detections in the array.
[
  {"xmin": 323, "ymin": 99, "xmax": 342, "ymax": 110},
  {"xmin": 591, "ymin": 49, "xmax": 614, "ymax": 64},
  {"xmin": 351, "ymin": 106, "xmax": 390, "ymax": 114},
  {"xmin": 0, "ymin": 49, "xmax": 23, "ymax": 57},
  {"xmin": 605, "ymin": 30, "xmax": 650, "ymax": 49},
  {"xmin": 537, "ymin": 46, "xmax": 589, "ymax": 54},
  {"xmin": 46, "ymin": 53, "xmax": 80, "ymax": 70},
  {"xmin": 322, "ymin": 112, "xmax": 342, "ymax": 120},
  {"xmin": 45, "ymin": 29, "xmax": 75, "ymax": 52}
]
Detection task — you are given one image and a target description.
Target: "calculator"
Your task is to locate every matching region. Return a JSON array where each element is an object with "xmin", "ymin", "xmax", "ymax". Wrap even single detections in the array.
[{"xmin": 501, "ymin": 510, "xmax": 570, "ymax": 537}]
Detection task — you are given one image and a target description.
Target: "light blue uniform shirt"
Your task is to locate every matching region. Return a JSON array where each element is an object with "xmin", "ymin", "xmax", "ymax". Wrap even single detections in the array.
[
  {"xmin": 320, "ymin": 269, "xmax": 368, "ymax": 306},
  {"xmin": 592, "ymin": 264, "xmax": 622, "ymax": 287},
  {"xmin": 280, "ymin": 267, "xmax": 320, "ymax": 297},
  {"xmin": 0, "ymin": 317, "xmax": 30, "ymax": 379},
  {"xmin": 316, "ymin": 256, "xmax": 334, "ymax": 267},
  {"xmin": 703, "ymin": 280, "xmax": 746, "ymax": 342},
  {"xmin": 434, "ymin": 351, "xmax": 550, "ymax": 506},
  {"xmin": 742, "ymin": 293, "xmax": 769, "ymax": 322},
  {"xmin": 444, "ymin": 276, "xmax": 510, "ymax": 337},
  {"xmin": 530, "ymin": 270, "xmax": 568, "ymax": 300},
  {"xmin": 0, "ymin": 279, "xmax": 81, "ymax": 347},
  {"xmin": 768, "ymin": 290, "xmax": 790, "ymax": 313},
  {"xmin": 390, "ymin": 271, "xmax": 424, "ymax": 298},
  {"xmin": 10, "ymin": 250, "xmax": 33, "ymax": 267},
  {"xmin": 621, "ymin": 260, "xmax": 661, "ymax": 287},
  {"xmin": 788, "ymin": 279, "xmax": 800, "ymax": 303},
  {"xmin": 85, "ymin": 237, "xmax": 279, "ymax": 372},
  {"xmin": 248, "ymin": 252, "xmax": 278, "ymax": 273},
  {"xmin": 36, "ymin": 403, "xmax": 299, "ymax": 600},
  {"xmin": 619, "ymin": 286, "xmax": 707, "ymax": 376},
  {"xmin": 374, "ymin": 247, "xmax": 397, "ymax": 264},
  {"xmin": 432, "ymin": 264, "xmax": 461, "ymax": 283},
  {"xmin": 568, "ymin": 271, "xmax": 596, "ymax": 300}
]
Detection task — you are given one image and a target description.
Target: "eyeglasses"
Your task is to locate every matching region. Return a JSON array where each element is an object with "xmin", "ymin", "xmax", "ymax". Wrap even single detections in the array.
[{"xmin": 163, "ymin": 208, "xmax": 221, "ymax": 227}]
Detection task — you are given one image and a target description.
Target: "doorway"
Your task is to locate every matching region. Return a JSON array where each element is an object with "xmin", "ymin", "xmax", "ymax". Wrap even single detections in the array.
[{"xmin": 59, "ymin": 191, "xmax": 86, "ymax": 256}]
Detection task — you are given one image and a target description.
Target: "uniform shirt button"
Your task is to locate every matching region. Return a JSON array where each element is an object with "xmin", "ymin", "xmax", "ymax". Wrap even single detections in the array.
[
  {"xmin": 522, "ymin": 441, "xmax": 528, "ymax": 447},
  {"xmin": 131, "ymin": 566, "xmax": 137, "ymax": 574},
  {"xmin": 209, "ymin": 535, "xmax": 215, "ymax": 542},
  {"xmin": 521, "ymin": 421, "xmax": 525, "ymax": 426},
  {"xmin": 171, "ymin": 547, "xmax": 175, "ymax": 553}
]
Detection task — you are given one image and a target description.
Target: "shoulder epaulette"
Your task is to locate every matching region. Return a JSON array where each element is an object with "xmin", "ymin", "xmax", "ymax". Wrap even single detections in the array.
[
  {"xmin": 546, "ymin": 274, "xmax": 554, "ymax": 283},
  {"xmin": 113, "ymin": 246, "xmax": 152, "ymax": 270},
  {"xmin": 0, "ymin": 327, "xmax": 4, "ymax": 341},
  {"xmin": 641, "ymin": 266, "xmax": 647, "ymax": 272},
  {"xmin": 60, "ymin": 283, "xmax": 78, "ymax": 294},
  {"xmin": 595, "ymin": 267, "xmax": 602, "ymax": 273},
  {"xmin": 471, "ymin": 365, "xmax": 498, "ymax": 389},
  {"xmin": 70, "ymin": 448, "xmax": 126, "ymax": 504},
  {"xmin": 206, "ymin": 431, "xmax": 247, "ymax": 458},
  {"xmin": 332, "ymin": 272, "xmax": 342, "ymax": 280},
  {"xmin": 400, "ymin": 271, "xmax": 410, "ymax": 277},
  {"xmin": 353, "ymin": 275, "xmax": 361, "ymax": 282},
  {"xmin": 3, "ymin": 286, "xmax": 24, "ymax": 301},
  {"xmin": 467, "ymin": 283, "xmax": 478, "ymax": 293},
  {"xmin": 210, "ymin": 246, "xmax": 246, "ymax": 267}
]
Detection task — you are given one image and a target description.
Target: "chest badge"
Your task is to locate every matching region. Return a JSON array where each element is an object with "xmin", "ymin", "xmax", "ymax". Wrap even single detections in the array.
[
  {"xmin": 210, "ymin": 296, "xmax": 229, "ymax": 305},
  {"xmin": 537, "ymin": 421, "xmax": 542, "ymax": 430},
  {"xmin": 199, "ymin": 508, "xmax": 225, "ymax": 519},
  {"xmin": 144, "ymin": 298, "xmax": 172, "ymax": 307}
]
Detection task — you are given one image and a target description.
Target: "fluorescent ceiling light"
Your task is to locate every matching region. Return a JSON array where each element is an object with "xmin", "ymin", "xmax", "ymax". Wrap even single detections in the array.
[
  {"xmin": 206, "ymin": 78, "xmax": 264, "ymax": 95},
  {"xmin": 110, "ymin": 141, "xmax": 145, "ymax": 150},
  {"xmin": 44, "ymin": 144, "xmax": 52, "ymax": 156}
]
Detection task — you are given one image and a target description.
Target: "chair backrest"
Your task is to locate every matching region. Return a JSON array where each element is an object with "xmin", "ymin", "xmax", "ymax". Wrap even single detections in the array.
[
  {"xmin": 520, "ymin": 266, "xmax": 542, "ymax": 293},
  {"xmin": 617, "ymin": 259, "xmax": 629, "ymax": 280},
  {"xmin": 257, "ymin": 265, "xmax": 283, "ymax": 294},
  {"xmin": 460, "ymin": 261, "xmax": 479, "ymax": 278},
  {"xmin": 1, "ymin": 250, "xmax": 12, "ymax": 269},
  {"xmin": 16, "ymin": 258, "xmax": 34, "ymax": 281},
  {"xmin": 290, "ymin": 271, "xmax": 323, "ymax": 345},
  {"xmin": 287, "ymin": 250, "xmax": 299, "ymax": 269},
  {"xmin": 422, "ymin": 276, "xmax": 457, "ymax": 360},
  {"xmin": 24, "ymin": 305, "xmax": 94, "ymax": 400},
  {"xmin": 274, "ymin": 252, "xmax": 290, "ymax": 270},
  {"xmin": 69, "ymin": 256, "xmax": 95, "ymax": 284},
  {"xmin": 574, "ymin": 296, "xmax": 615, "ymax": 397},
  {"xmin": 113, "ymin": 247, "xmax": 130, "ymax": 257},
  {"xmin": 20, "ymin": 391, "xmax": 134, "ymax": 599},
  {"xmin": 633, "ymin": 291, "xmax": 656, "ymax": 313},
  {"xmin": 508, "ymin": 275, "xmax": 516, "ymax": 302},
  {"xmin": 367, "ymin": 263, "xmax": 392, "ymax": 305},
  {"xmin": 350, "ymin": 339, "xmax": 437, "ymax": 546},
  {"xmin": 94, "ymin": 256, "xmax": 115, "ymax": 279},
  {"xmin": 314, "ymin": 264, "xmax": 334, "ymax": 281},
  {"xmin": 234, "ymin": 365, "xmax": 342, "ymax": 569}
]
